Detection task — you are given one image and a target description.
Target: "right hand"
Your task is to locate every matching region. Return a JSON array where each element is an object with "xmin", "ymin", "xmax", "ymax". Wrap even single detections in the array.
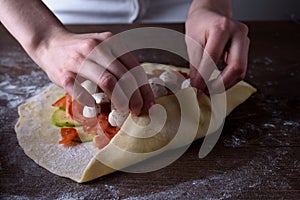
[{"xmin": 32, "ymin": 30, "xmax": 155, "ymax": 115}]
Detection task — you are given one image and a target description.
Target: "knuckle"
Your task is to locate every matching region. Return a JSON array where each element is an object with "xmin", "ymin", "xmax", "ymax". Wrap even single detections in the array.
[
  {"xmin": 213, "ymin": 17, "xmax": 231, "ymax": 32},
  {"xmin": 102, "ymin": 32, "xmax": 113, "ymax": 40},
  {"xmin": 69, "ymin": 51, "xmax": 85, "ymax": 69},
  {"xmin": 98, "ymin": 74, "xmax": 115, "ymax": 89},
  {"xmin": 232, "ymin": 65, "xmax": 246, "ymax": 79},
  {"xmin": 81, "ymin": 38, "xmax": 99, "ymax": 52},
  {"xmin": 237, "ymin": 22, "xmax": 249, "ymax": 35},
  {"xmin": 61, "ymin": 75, "xmax": 74, "ymax": 88}
]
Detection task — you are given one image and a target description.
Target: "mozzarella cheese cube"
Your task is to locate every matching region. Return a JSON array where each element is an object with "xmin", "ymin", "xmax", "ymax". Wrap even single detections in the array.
[
  {"xmin": 83, "ymin": 106, "xmax": 100, "ymax": 118},
  {"xmin": 159, "ymin": 70, "xmax": 178, "ymax": 85},
  {"xmin": 92, "ymin": 93, "xmax": 110, "ymax": 104},
  {"xmin": 159, "ymin": 70, "xmax": 181, "ymax": 91},
  {"xmin": 181, "ymin": 78, "xmax": 191, "ymax": 89},
  {"xmin": 81, "ymin": 80, "xmax": 97, "ymax": 94},
  {"xmin": 108, "ymin": 109, "xmax": 129, "ymax": 127}
]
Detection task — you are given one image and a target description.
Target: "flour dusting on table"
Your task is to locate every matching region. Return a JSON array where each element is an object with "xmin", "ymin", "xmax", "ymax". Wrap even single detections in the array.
[{"xmin": 0, "ymin": 67, "xmax": 49, "ymax": 108}]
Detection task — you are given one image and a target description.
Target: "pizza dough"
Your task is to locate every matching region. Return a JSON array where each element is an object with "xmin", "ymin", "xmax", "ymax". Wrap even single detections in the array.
[{"xmin": 15, "ymin": 63, "xmax": 256, "ymax": 183}]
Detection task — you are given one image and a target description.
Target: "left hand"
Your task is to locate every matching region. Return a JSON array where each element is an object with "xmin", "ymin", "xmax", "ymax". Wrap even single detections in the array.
[{"xmin": 185, "ymin": 2, "xmax": 250, "ymax": 95}]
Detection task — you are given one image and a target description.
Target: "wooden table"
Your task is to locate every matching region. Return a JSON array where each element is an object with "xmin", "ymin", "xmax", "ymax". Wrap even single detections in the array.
[{"xmin": 1, "ymin": 22, "xmax": 299, "ymax": 199}]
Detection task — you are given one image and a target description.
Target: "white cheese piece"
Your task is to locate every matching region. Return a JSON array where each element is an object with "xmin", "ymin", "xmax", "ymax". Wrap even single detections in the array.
[
  {"xmin": 81, "ymin": 80, "xmax": 97, "ymax": 94},
  {"xmin": 149, "ymin": 77, "xmax": 165, "ymax": 86},
  {"xmin": 159, "ymin": 70, "xmax": 178, "ymax": 84},
  {"xmin": 181, "ymin": 78, "xmax": 191, "ymax": 89},
  {"xmin": 83, "ymin": 106, "xmax": 100, "ymax": 118},
  {"xmin": 159, "ymin": 71, "xmax": 180, "ymax": 91},
  {"xmin": 92, "ymin": 93, "xmax": 110, "ymax": 104},
  {"xmin": 108, "ymin": 109, "xmax": 129, "ymax": 127},
  {"xmin": 148, "ymin": 77, "xmax": 168, "ymax": 98}
]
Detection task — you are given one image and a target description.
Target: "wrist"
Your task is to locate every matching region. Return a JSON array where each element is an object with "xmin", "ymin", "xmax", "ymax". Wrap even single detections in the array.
[
  {"xmin": 27, "ymin": 25, "xmax": 68, "ymax": 54},
  {"xmin": 27, "ymin": 26, "xmax": 69, "ymax": 62},
  {"xmin": 188, "ymin": 0, "xmax": 232, "ymax": 18}
]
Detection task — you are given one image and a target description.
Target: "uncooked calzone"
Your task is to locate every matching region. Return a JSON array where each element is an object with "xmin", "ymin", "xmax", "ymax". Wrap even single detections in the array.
[{"xmin": 15, "ymin": 63, "xmax": 256, "ymax": 183}]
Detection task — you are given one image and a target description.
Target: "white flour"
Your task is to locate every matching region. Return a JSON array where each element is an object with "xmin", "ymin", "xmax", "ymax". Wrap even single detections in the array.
[{"xmin": 0, "ymin": 69, "xmax": 49, "ymax": 108}]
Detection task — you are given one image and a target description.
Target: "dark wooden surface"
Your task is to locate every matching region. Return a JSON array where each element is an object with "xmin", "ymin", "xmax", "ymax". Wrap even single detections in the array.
[{"xmin": 0, "ymin": 22, "xmax": 299, "ymax": 199}]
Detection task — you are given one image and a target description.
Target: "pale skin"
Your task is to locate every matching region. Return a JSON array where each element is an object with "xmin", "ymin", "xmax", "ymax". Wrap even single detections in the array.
[
  {"xmin": 0, "ymin": 0, "xmax": 249, "ymax": 115},
  {"xmin": 186, "ymin": 0, "xmax": 250, "ymax": 95}
]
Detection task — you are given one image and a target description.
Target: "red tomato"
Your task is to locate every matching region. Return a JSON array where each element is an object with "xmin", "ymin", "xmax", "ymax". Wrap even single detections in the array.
[
  {"xmin": 52, "ymin": 95, "xmax": 67, "ymax": 108},
  {"xmin": 177, "ymin": 70, "xmax": 189, "ymax": 79},
  {"xmin": 98, "ymin": 113, "xmax": 120, "ymax": 139},
  {"xmin": 59, "ymin": 128, "xmax": 79, "ymax": 145}
]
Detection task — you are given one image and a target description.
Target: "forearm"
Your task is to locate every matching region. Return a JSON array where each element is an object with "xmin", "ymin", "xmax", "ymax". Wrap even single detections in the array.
[
  {"xmin": 189, "ymin": 0, "xmax": 232, "ymax": 17},
  {"xmin": 0, "ymin": 0, "xmax": 67, "ymax": 55}
]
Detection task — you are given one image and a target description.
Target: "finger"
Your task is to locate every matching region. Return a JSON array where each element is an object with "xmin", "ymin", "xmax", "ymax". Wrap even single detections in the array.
[
  {"xmin": 185, "ymin": 34, "xmax": 204, "ymax": 92},
  {"xmin": 108, "ymin": 61, "xmax": 144, "ymax": 115},
  {"xmin": 77, "ymin": 32, "xmax": 113, "ymax": 59},
  {"xmin": 118, "ymin": 53, "xmax": 155, "ymax": 112},
  {"xmin": 106, "ymin": 36, "xmax": 155, "ymax": 110},
  {"xmin": 87, "ymin": 38, "xmax": 128, "ymax": 78},
  {"xmin": 82, "ymin": 32, "xmax": 113, "ymax": 41},
  {"xmin": 210, "ymin": 33, "xmax": 250, "ymax": 93},
  {"xmin": 185, "ymin": 34, "xmax": 204, "ymax": 69},
  {"xmin": 87, "ymin": 38, "xmax": 148, "ymax": 115},
  {"xmin": 106, "ymin": 38, "xmax": 155, "ymax": 113},
  {"xmin": 77, "ymin": 60, "xmax": 130, "ymax": 113},
  {"xmin": 190, "ymin": 30, "xmax": 230, "ymax": 94},
  {"xmin": 111, "ymin": 67, "xmax": 144, "ymax": 116},
  {"xmin": 61, "ymin": 72, "xmax": 95, "ymax": 107},
  {"xmin": 102, "ymin": 56, "xmax": 144, "ymax": 115}
]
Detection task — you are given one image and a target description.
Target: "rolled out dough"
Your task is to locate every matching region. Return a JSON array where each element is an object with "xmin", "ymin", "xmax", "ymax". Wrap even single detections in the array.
[{"xmin": 15, "ymin": 63, "xmax": 256, "ymax": 183}]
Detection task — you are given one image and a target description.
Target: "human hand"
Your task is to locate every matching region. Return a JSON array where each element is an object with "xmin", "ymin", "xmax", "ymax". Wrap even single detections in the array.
[
  {"xmin": 0, "ymin": 0, "xmax": 154, "ymax": 115},
  {"xmin": 32, "ymin": 30, "xmax": 155, "ymax": 115},
  {"xmin": 185, "ymin": 1, "xmax": 250, "ymax": 95}
]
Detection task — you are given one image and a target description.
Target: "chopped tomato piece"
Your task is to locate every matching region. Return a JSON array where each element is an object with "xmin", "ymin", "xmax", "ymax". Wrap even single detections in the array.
[
  {"xmin": 59, "ymin": 128, "xmax": 79, "ymax": 145},
  {"xmin": 177, "ymin": 70, "xmax": 189, "ymax": 78},
  {"xmin": 52, "ymin": 95, "xmax": 67, "ymax": 109},
  {"xmin": 53, "ymin": 93, "xmax": 119, "ymax": 147},
  {"xmin": 98, "ymin": 113, "xmax": 120, "ymax": 139}
]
